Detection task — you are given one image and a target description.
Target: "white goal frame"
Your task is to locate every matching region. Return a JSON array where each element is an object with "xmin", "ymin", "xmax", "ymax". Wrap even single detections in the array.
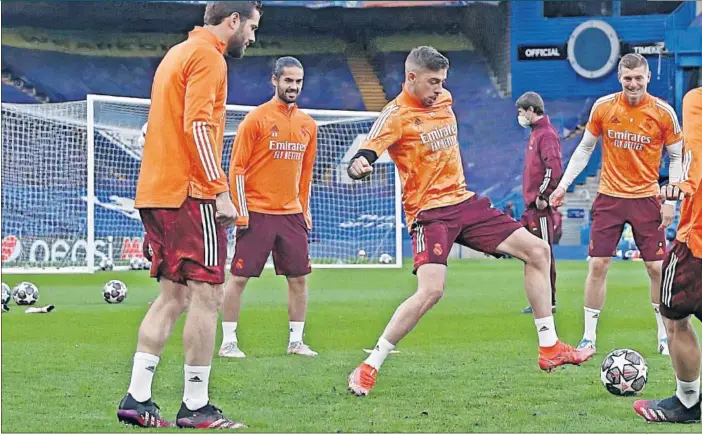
[{"xmin": 1, "ymin": 94, "xmax": 403, "ymax": 273}]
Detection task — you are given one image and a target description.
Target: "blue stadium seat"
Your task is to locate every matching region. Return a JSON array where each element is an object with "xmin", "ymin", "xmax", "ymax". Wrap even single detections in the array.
[{"xmin": 1, "ymin": 47, "xmax": 366, "ymax": 110}]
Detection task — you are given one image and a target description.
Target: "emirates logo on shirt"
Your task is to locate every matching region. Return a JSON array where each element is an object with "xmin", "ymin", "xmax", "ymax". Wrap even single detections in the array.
[
  {"xmin": 420, "ymin": 124, "xmax": 458, "ymax": 151},
  {"xmin": 606, "ymin": 129, "xmax": 652, "ymax": 151}
]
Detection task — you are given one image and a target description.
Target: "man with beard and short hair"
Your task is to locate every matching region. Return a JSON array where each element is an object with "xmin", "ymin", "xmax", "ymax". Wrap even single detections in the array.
[
  {"xmin": 117, "ymin": 1, "xmax": 261, "ymax": 429},
  {"xmin": 219, "ymin": 56, "xmax": 319, "ymax": 359}
]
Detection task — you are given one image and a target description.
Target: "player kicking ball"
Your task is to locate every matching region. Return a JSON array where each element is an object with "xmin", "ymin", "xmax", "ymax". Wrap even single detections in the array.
[
  {"xmin": 117, "ymin": 1, "xmax": 261, "ymax": 428},
  {"xmin": 550, "ymin": 54, "xmax": 684, "ymax": 356},
  {"xmin": 219, "ymin": 56, "xmax": 318, "ymax": 358},
  {"xmin": 345, "ymin": 46, "xmax": 594, "ymax": 397},
  {"xmin": 633, "ymin": 87, "xmax": 702, "ymax": 424}
]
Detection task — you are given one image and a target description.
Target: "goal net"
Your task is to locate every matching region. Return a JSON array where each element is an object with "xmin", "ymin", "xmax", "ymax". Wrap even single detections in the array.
[
  {"xmin": 1, "ymin": 101, "xmax": 93, "ymax": 273},
  {"xmin": 1, "ymin": 94, "xmax": 402, "ymax": 273}
]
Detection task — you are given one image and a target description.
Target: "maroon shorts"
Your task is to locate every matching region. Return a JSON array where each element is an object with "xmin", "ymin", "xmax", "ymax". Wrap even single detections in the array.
[
  {"xmin": 521, "ymin": 207, "xmax": 558, "ymax": 246},
  {"xmin": 140, "ymin": 197, "xmax": 228, "ymax": 285},
  {"xmin": 589, "ymin": 193, "xmax": 666, "ymax": 262},
  {"xmin": 231, "ymin": 211, "xmax": 311, "ymax": 278},
  {"xmin": 659, "ymin": 241, "xmax": 702, "ymax": 322},
  {"xmin": 411, "ymin": 195, "xmax": 522, "ymax": 273}
]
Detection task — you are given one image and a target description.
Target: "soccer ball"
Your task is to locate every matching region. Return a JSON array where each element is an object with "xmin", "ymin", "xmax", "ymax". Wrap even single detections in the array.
[
  {"xmin": 357, "ymin": 249, "xmax": 367, "ymax": 259},
  {"xmin": 379, "ymin": 253, "xmax": 393, "ymax": 264},
  {"xmin": 103, "ymin": 280, "xmax": 128, "ymax": 304},
  {"xmin": 99, "ymin": 257, "xmax": 114, "ymax": 271},
  {"xmin": 12, "ymin": 281, "xmax": 39, "ymax": 305},
  {"xmin": 2, "ymin": 283, "xmax": 11, "ymax": 305},
  {"xmin": 130, "ymin": 257, "xmax": 144, "ymax": 270},
  {"xmin": 601, "ymin": 349, "xmax": 648, "ymax": 396}
]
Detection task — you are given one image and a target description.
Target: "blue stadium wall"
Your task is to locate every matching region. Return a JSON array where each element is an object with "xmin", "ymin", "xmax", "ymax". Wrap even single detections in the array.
[{"xmin": 510, "ymin": 1, "xmax": 696, "ymax": 103}]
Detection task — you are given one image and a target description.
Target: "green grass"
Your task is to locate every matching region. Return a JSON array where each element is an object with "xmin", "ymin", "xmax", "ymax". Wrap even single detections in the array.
[{"xmin": 2, "ymin": 259, "xmax": 701, "ymax": 432}]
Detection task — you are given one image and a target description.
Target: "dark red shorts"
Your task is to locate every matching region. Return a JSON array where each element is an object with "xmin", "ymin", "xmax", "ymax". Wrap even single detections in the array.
[
  {"xmin": 589, "ymin": 193, "xmax": 666, "ymax": 262},
  {"xmin": 521, "ymin": 207, "xmax": 558, "ymax": 246},
  {"xmin": 231, "ymin": 212, "xmax": 311, "ymax": 278},
  {"xmin": 140, "ymin": 197, "xmax": 228, "ymax": 285},
  {"xmin": 659, "ymin": 241, "xmax": 702, "ymax": 322},
  {"xmin": 411, "ymin": 195, "xmax": 522, "ymax": 273}
]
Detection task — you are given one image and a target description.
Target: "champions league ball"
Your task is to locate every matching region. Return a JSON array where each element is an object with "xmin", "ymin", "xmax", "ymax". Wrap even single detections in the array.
[
  {"xmin": 103, "ymin": 280, "xmax": 128, "ymax": 304},
  {"xmin": 130, "ymin": 257, "xmax": 145, "ymax": 270},
  {"xmin": 99, "ymin": 257, "xmax": 114, "ymax": 271},
  {"xmin": 379, "ymin": 253, "xmax": 393, "ymax": 264},
  {"xmin": 12, "ymin": 281, "xmax": 39, "ymax": 305},
  {"xmin": 2, "ymin": 283, "xmax": 11, "ymax": 305},
  {"xmin": 601, "ymin": 349, "xmax": 648, "ymax": 396}
]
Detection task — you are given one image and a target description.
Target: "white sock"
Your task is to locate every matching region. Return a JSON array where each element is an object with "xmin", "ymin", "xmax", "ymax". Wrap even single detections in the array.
[
  {"xmin": 222, "ymin": 321, "xmax": 238, "ymax": 344},
  {"xmin": 583, "ymin": 307, "xmax": 601, "ymax": 342},
  {"xmin": 364, "ymin": 337, "xmax": 395, "ymax": 370},
  {"xmin": 183, "ymin": 365, "xmax": 211, "ymax": 411},
  {"xmin": 127, "ymin": 352, "xmax": 160, "ymax": 402},
  {"xmin": 534, "ymin": 316, "xmax": 558, "ymax": 347},
  {"xmin": 676, "ymin": 377, "xmax": 701, "ymax": 408},
  {"xmin": 289, "ymin": 321, "xmax": 304, "ymax": 343},
  {"xmin": 652, "ymin": 304, "xmax": 667, "ymax": 340}
]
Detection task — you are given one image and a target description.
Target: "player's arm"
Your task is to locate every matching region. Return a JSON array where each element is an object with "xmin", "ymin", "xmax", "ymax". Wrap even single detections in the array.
[
  {"xmin": 183, "ymin": 49, "xmax": 229, "ymax": 196},
  {"xmin": 299, "ymin": 124, "xmax": 318, "ymax": 230},
  {"xmin": 537, "ymin": 133, "xmax": 564, "ymax": 202},
  {"xmin": 550, "ymin": 103, "xmax": 602, "ymax": 206},
  {"xmin": 347, "ymin": 107, "xmax": 401, "ymax": 180},
  {"xmin": 229, "ymin": 114, "xmax": 258, "ymax": 227},
  {"xmin": 661, "ymin": 91, "xmax": 702, "ymax": 201}
]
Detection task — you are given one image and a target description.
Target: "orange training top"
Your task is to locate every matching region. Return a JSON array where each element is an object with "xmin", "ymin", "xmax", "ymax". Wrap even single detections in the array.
[
  {"xmin": 676, "ymin": 87, "xmax": 702, "ymax": 258},
  {"xmin": 135, "ymin": 27, "xmax": 228, "ymax": 209},
  {"xmin": 586, "ymin": 92, "xmax": 683, "ymax": 198},
  {"xmin": 229, "ymin": 97, "xmax": 318, "ymax": 228},
  {"xmin": 360, "ymin": 86, "xmax": 473, "ymax": 227}
]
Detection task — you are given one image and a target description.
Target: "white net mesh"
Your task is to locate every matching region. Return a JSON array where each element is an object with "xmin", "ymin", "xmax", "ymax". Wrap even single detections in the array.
[
  {"xmin": 1, "ymin": 96, "xmax": 401, "ymax": 272},
  {"xmin": 92, "ymin": 97, "xmax": 402, "ymax": 268},
  {"xmin": 1, "ymin": 101, "xmax": 91, "ymax": 272}
]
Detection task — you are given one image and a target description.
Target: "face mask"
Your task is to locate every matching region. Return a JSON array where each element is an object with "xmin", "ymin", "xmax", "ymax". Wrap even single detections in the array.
[{"xmin": 517, "ymin": 115, "xmax": 531, "ymax": 128}]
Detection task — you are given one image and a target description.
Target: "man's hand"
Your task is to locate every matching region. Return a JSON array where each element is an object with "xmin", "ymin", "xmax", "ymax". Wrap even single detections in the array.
[
  {"xmin": 549, "ymin": 186, "xmax": 566, "ymax": 207},
  {"xmin": 348, "ymin": 156, "xmax": 373, "ymax": 180},
  {"xmin": 215, "ymin": 192, "xmax": 237, "ymax": 227},
  {"xmin": 659, "ymin": 203, "xmax": 675, "ymax": 231},
  {"xmin": 536, "ymin": 197, "xmax": 548, "ymax": 210},
  {"xmin": 658, "ymin": 184, "xmax": 685, "ymax": 202}
]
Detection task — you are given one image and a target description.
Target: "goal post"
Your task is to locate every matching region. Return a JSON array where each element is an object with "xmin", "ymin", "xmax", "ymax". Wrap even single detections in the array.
[{"xmin": 1, "ymin": 94, "xmax": 403, "ymax": 273}]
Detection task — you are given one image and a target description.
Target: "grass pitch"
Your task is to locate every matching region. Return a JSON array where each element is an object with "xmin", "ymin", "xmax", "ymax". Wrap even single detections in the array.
[{"xmin": 2, "ymin": 259, "xmax": 701, "ymax": 432}]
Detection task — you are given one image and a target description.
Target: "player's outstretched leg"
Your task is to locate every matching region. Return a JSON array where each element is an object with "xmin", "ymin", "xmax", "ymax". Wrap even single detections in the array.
[
  {"xmin": 176, "ymin": 281, "xmax": 246, "ymax": 429},
  {"xmin": 219, "ymin": 276, "xmax": 248, "ymax": 358},
  {"xmin": 496, "ymin": 228, "xmax": 595, "ymax": 371},
  {"xmin": 286, "ymin": 276, "xmax": 317, "ymax": 357},
  {"xmin": 634, "ymin": 317, "xmax": 701, "ymax": 423},
  {"xmin": 577, "ymin": 257, "xmax": 612, "ymax": 352},
  {"xmin": 348, "ymin": 264, "xmax": 447, "ymax": 396},
  {"xmin": 118, "ymin": 278, "xmax": 188, "ymax": 428},
  {"xmin": 644, "ymin": 260, "xmax": 669, "ymax": 355}
]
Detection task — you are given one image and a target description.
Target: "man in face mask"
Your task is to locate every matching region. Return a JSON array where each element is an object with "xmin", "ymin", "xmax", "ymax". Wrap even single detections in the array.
[{"xmin": 516, "ymin": 91, "xmax": 563, "ymax": 315}]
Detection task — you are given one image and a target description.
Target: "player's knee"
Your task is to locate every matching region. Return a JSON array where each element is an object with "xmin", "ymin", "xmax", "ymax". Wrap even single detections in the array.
[
  {"xmin": 286, "ymin": 276, "xmax": 306, "ymax": 293},
  {"xmin": 644, "ymin": 261, "xmax": 662, "ymax": 279},
  {"xmin": 189, "ymin": 281, "xmax": 225, "ymax": 312},
  {"xmin": 419, "ymin": 282, "xmax": 445, "ymax": 305},
  {"xmin": 589, "ymin": 257, "xmax": 612, "ymax": 278},
  {"xmin": 526, "ymin": 238, "xmax": 551, "ymax": 269},
  {"xmin": 665, "ymin": 316, "xmax": 691, "ymax": 336}
]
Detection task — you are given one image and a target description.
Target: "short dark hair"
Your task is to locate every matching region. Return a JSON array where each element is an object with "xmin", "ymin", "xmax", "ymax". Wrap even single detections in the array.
[
  {"xmin": 516, "ymin": 91, "xmax": 545, "ymax": 115},
  {"xmin": 273, "ymin": 56, "xmax": 303, "ymax": 79},
  {"xmin": 405, "ymin": 46, "xmax": 449, "ymax": 73},
  {"xmin": 618, "ymin": 53, "xmax": 648, "ymax": 73},
  {"xmin": 204, "ymin": 1, "xmax": 262, "ymax": 26}
]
